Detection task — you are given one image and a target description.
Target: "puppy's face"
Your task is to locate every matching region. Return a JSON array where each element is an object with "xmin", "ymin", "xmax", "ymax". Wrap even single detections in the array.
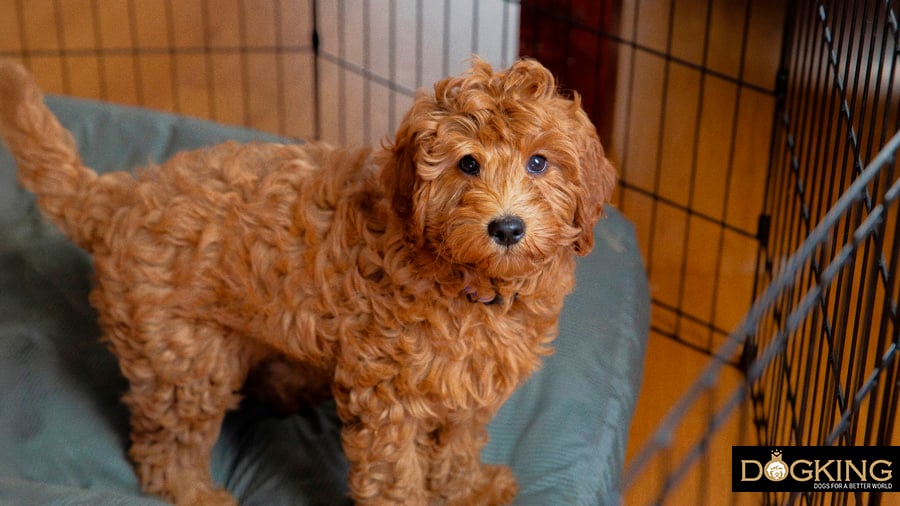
[{"xmin": 383, "ymin": 58, "xmax": 616, "ymax": 279}]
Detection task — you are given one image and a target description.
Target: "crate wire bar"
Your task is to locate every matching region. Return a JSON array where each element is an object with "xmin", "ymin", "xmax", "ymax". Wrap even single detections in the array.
[
  {"xmin": 622, "ymin": 0, "xmax": 900, "ymax": 503},
  {"xmin": 622, "ymin": 129, "xmax": 900, "ymax": 503},
  {"xmin": 598, "ymin": 0, "xmax": 783, "ymax": 362}
]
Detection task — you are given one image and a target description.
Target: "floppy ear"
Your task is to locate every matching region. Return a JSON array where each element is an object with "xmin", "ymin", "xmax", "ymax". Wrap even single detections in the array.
[
  {"xmin": 381, "ymin": 118, "xmax": 417, "ymax": 221},
  {"xmin": 571, "ymin": 107, "xmax": 617, "ymax": 255},
  {"xmin": 380, "ymin": 93, "xmax": 442, "ymax": 246}
]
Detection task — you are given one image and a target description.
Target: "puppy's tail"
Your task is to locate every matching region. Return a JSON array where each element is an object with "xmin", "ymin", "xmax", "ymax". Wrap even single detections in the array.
[{"xmin": 0, "ymin": 60, "xmax": 125, "ymax": 251}]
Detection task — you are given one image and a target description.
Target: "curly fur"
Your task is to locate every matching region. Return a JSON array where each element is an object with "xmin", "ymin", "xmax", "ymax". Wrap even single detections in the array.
[{"xmin": 0, "ymin": 57, "xmax": 616, "ymax": 505}]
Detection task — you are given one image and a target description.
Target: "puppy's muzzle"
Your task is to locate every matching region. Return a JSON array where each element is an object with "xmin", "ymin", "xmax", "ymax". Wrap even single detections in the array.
[{"xmin": 488, "ymin": 215, "xmax": 526, "ymax": 247}]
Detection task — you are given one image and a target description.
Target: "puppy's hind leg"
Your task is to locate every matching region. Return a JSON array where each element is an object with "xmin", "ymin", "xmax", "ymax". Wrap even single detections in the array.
[{"xmin": 108, "ymin": 319, "xmax": 251, "ymax": 506}]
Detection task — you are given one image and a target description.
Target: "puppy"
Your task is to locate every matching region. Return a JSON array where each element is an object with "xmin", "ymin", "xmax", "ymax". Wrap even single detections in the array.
[{"xmin": 0, "ymin": 57, "xmax": 616, "ymax": 505}]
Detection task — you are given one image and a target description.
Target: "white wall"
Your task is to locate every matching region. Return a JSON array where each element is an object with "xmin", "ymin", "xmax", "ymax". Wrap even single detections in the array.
[{"xmin": 314, "ymin": 0, "xmax": 520, "ymax": 145}]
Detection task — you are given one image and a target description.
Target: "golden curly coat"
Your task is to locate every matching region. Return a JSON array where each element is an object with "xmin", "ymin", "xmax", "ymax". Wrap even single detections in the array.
[{"xmin": 0, "ymin": 57, "xmax": 616, "ymax": 505}]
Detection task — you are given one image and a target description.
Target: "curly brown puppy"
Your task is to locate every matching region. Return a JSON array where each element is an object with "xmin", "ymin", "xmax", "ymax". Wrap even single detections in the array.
[{"xmin": 0, "ymin": 57, "xmax": 616, "ymax": 505}]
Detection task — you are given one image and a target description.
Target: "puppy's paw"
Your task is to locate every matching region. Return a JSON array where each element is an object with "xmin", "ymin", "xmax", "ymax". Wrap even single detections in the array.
[
  {"xmin": 482, "ymin": 464, "xmax": 518, "ymax": 506},
  {"xmin": 175, "ymin": 487, "xmax": 237, "ymax": 506},
  {"xmin": 447, "ymin": 464, "xmax": 518, "ymax": 506}
]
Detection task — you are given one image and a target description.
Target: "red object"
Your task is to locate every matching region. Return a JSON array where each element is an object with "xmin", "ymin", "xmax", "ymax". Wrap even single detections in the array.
[{"xmin": 519, "ymin": 0, "xmax": 620, "ymax": 145}]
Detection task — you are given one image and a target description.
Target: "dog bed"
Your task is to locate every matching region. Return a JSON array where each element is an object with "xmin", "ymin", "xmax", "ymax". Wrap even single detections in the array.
[{"xmin": 0, "ymin": 96, "xmax": 649, "ymax": 505}]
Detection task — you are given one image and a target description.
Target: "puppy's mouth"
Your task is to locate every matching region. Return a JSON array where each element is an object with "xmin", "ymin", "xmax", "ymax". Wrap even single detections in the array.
[
  {"xmin": 433, "ymin": 213, "xmax": 557, "ymax": 279},
  {"xmin": 477, "ymin": 222, "xmax": 551, "ymax": 279}
]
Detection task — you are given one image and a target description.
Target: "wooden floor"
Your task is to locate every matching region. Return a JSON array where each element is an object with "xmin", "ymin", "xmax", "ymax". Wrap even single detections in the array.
[{"xmin": 1, "ymin": 1, "xmax": 783, "ymax": 504}]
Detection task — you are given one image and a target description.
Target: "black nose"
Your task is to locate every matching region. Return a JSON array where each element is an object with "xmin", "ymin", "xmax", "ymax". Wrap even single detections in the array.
[{"xmin": 487, "ymin": 215, "xmax": 526, "ymax": 246}]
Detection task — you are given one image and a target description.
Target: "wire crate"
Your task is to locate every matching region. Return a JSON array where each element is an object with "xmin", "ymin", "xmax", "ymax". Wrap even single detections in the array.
[{"xmin": 619, "ymin": 0, "xmax": 900, "ymax": 503}]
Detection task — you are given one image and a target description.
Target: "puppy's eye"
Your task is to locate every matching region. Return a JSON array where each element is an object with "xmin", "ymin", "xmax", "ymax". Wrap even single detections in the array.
[
  {"xmin": 527, "ymin": 154, "xmax": 548, "ymax": 174},
  {"xmin": 458, "ymin": 155, "xmax": 480, "ymax": 176}
]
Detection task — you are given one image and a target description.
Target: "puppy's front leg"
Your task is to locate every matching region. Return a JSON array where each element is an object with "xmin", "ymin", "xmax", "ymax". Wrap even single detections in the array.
[
  {"xmin": 426, "ymin": 421, "xmax": 517, "ymax": 506},
  {"xmin": 340, "ymin": 414, "xmax": 429, "ymax": 505}
]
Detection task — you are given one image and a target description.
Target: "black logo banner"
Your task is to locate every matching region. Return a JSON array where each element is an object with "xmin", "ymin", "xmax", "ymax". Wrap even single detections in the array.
[{"xmin": 732, "ymin": 446, "xmax": 898, "ymax": 492}]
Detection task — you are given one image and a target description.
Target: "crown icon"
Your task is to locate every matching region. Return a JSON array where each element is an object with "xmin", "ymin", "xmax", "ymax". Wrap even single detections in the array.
[{"xmin": 765, "ymin": 449, "xmax": 788, "ymax": 481}]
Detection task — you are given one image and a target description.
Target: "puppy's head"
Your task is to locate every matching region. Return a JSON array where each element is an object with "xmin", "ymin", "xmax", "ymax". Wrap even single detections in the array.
[{"xmin": 382, "ymin": 57, "xmax": 616, "ymax": 279}]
